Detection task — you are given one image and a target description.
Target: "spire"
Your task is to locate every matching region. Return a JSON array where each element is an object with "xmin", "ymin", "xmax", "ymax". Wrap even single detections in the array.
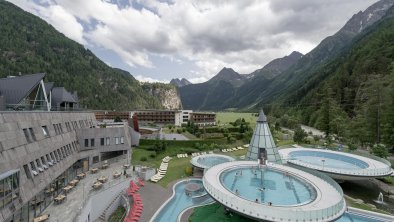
[
  {"xmin": 246, "ymin": 109, "xmax": 282, "ymax": 163},
  {"xmin": 257, "ymin": 110, "xmax": 267, "ymax": 122}
]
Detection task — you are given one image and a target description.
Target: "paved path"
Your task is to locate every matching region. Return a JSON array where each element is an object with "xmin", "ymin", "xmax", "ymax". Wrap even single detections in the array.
[
  {"xmin": 42, "ymin": 160, "xmax": 133, "ymax": 222},
  {"xmin": 137, "ymin": 182, "xmax": 172, "ymax": 222}
]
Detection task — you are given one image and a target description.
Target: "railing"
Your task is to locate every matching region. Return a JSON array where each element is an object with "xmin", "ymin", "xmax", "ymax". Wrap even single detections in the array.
[
  {"xmin": 72, "ymin": 175, "xmax": 134, "ymax": 222},
  {"xmin": 287, "ymin": 159, "xmax": 392, "ymax": 177},
  {"xmin": 118, "ymin": 193, "xmax": 129, "ymax": 222},
  {"xmin": 203, "ymin": 163, "xmax": 346, "ymax": 222}
]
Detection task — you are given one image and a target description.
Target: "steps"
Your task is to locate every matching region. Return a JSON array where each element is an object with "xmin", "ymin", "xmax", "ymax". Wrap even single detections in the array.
[{"xmin": 99, "ymin": 191, "xmax": 123, "ymax": 221}]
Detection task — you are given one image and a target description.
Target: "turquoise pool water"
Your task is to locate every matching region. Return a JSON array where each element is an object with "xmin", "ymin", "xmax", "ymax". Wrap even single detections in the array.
[
  {"xmin": 336, "ymin": 212, "xmax": 388, "ymax": 222},
  {"xmin": 196, "ymin": 156, "xmax": 232, "ymax": 168},
  {"xmin": 289, "ymin": 150, "xmax": 369, "ymax": 170},
  {"xmin": 220, "ymin": 167, "xmax": 315, "ymax": 206},
  {"xmin": 152, "ymin": 179, "xmax": 214, "ymax": 222}
]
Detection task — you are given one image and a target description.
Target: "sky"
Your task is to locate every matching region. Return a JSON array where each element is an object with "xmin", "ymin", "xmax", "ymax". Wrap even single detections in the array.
[{"xmin": 8, "ymin": 0, "xmax": 378, "ymax": 83}]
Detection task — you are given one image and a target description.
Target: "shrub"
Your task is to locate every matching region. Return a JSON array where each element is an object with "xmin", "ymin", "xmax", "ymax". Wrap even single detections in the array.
[
  {"xmin": 149, "ymin": 152, "xmax": 156, "ymax": 158},
  {"xmin": 185, "ymin": 166, "xmax": 193, "ymax": 176},
  {"xmin": 140, "ymin": 156, "xmax": 147, "ymax": 161},
  {"xmin": 371, "ymin": 144, "xmax": 389, "ymax": 158}
]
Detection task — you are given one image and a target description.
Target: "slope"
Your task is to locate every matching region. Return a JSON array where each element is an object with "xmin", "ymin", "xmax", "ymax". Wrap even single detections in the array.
[{"xmin": 0, "ymin": 1, "xmax": 162, "ymax": 110}]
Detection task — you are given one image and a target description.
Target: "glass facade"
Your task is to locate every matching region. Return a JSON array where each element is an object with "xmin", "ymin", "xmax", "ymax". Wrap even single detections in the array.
[
  {"xmin": 246, "ymin": 113, "xmax": 282, "ymax": 163},
  {"xmin": 0, "ymin": 171, "xmax": 20, "ymax": 211}
]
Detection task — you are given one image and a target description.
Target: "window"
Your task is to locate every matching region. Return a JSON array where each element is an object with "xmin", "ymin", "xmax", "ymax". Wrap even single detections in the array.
[
  {"xmin": 53, "ymin": 124, "xmax": 58, "ymax": 135},
  {"xmin": 100, "ymin": 138, "xmax": 105, "ymax": 146},
  {"xmin": 115, "ymin": 137, "xmax": 119, "ymax": 145},
  {"xmin": 30, "ymin": 128, "xmax": 36, "ymax": 139},
  {"xmin": 0, "ymin": 171, "xmax": 21, "ymax": 209},
  {"xmin": 106, "ymin": 137, "xmax": 110, "ymax": 145},
  {"xmin": 23, "ymin": 128, "xmax": 31, "ymax": 143},
  {"xmin": 23, "ymin": 164, "xmax": 32, "ymax": 179},
  {"xmin": 58, "ymin": 123, "xmax": 63, "ymax": 134},
  {"xmin": 84, "ymin": 139, "xmax": 89, "ymax": 147},
  {"xmin": 120, "ymin": 137, "xmax": 124, "ymax": 144},
  {"xmin": 57, "ymin": 149, "xmax": 62, "ymax": 159},
  {"xmin": 42, "ymin": 126, "xmax": 49, "ymax": 137},
  {"xmin": 90, "ymin": 138, "xmax": 95, "ymax": 147}
]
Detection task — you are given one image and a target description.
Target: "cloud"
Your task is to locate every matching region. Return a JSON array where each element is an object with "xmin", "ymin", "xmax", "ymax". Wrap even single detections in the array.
[
  {"xmin": 135, "ymin": 75, "xmax": 169, "ymax": 83},
  {"xmin": 8, "ymin": 0, "xmax": 378, "ymax": 82}
]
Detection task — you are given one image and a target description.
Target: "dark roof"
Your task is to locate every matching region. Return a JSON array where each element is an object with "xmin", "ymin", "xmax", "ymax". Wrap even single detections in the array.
[
  {"xmin": 51, "ymin": 87, "xmax": 78, "ymax": 105},
  {"xmin": 44, "ymin": 82, "xmax": 54, "ymax": 96},
  {"xmin": 0, "ymin": 73, "xmax": 46, "ymax": 105},
  {"xmin": 257, "ymin": 109, "xmax": 267, "ymax": 122}
]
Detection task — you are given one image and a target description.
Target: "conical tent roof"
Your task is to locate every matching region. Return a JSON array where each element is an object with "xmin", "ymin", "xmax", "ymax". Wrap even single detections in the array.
[{"xmin": 246, "ymin": 110, "xmax": 282, "ymax": 163}]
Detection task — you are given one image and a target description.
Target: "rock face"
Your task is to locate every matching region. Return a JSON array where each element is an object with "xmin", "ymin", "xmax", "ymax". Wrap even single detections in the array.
[
  {"xmin": 170, "ymin": 78, "xmax": 192, "ymax": 87},
  {"xmin": 141, "ymin": 83, "xmax": 183, "ymax": 109}
]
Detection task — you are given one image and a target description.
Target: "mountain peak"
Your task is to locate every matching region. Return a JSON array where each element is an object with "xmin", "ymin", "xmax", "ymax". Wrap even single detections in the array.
[
  {"xmin": 250, "ymin": 51, "xmax": 303, "ymax": 79},
  {"xmin": 170, "ymin": 78, "xmax": 192, "ymax": 87},
  {"xmin": 208, "ymin": 67, "xmax": 245, "ymax": 86},
  {"xmin": 341, "ymin": 0, "xmax": 394, "ymax": 34}
]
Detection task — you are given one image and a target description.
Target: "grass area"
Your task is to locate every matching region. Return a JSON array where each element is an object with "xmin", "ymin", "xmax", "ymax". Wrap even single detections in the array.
[
  {"xmin": 158, "ymin": 157, "xmax": 191, "ymax": 187},
  {"xmin": 217, "ymin": 112, "xmax": 258, "ymax": 128},
  {"xmin": 344, "ymin": 196, "xmax": 391, "ymax": 215},
  {"xmin": 189, "ymin": 203, "xmax": 254, "ymax": 222},
  {"xmin": 380, "ymin": 176, "xmax": 394, "ymax": 184},
  {"xmin": 109, "ymin": 206, "xmax": 126, "ymax": 222}
]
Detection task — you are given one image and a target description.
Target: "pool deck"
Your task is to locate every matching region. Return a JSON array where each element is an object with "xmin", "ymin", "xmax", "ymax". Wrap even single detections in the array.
[
  {"xmin": 137, "ymin": 181, "xmax": 173, "ymax": 222},
  {"xmin": 279, "ymin": 148, "xmax": 393, "ymax": 178}
]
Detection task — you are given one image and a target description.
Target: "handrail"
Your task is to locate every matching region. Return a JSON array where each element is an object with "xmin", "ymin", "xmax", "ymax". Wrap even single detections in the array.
[
  {"xmin": 287, "ymin": 159, "xmax": 392, "ymax": 176},
  {"xmin": 73, "ymin": 176, "xmax": 133, "ymax": 222}
]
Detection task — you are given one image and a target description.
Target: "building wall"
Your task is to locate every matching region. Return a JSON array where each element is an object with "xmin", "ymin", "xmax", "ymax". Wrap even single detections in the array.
[{"xmin": 0, "ymin": 111, "xmax": 133, "ymax": 222}]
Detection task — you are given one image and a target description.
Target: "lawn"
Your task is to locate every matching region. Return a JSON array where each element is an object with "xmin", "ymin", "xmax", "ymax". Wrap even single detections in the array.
[
  {"xmin": 189, "ymin": 203, "xmax": 254, "ymax": 222},
  {"xmin": 345, "ymin": 196, "xmax": 391, "ymax": 215},
  {"xmin": 217, "ymin": 112, "xmax": 258, "ymax": 128}
]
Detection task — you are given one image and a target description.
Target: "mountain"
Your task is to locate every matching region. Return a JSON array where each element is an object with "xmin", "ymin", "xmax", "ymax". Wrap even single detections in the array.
[
  {"xmin": 141, "ymin": 82, "xmax": 183, "ymax": 109},
  {"xmin": 248, "ymin": 51, "xmax": 303, "ymax": 79},
  {"xmin": 179, "ymin": 51, "xmax": 302, "ymax": 110},
  {"xmin": 209, "ymin": 67, "xmax": 246, "ymax": 87},
  {"xmin": 170, "ymin": 78, "xmax": 192, "ymax": 87},
  {"xmin": 276, "ymin": 2, "xmax": 394, "ymax": 146},
  {"xmin": 0, "ymin": 1, "xmax": 163, "ymax": 110},
  {"xmin": 180, "ymin": 0, "xmax": 394, "ymax": 111}
]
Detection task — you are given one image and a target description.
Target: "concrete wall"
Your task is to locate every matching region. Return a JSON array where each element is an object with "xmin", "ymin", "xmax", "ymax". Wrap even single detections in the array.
[{"xmin": 0, "ymin": 111, "xmax": 134, "ymax": 221}]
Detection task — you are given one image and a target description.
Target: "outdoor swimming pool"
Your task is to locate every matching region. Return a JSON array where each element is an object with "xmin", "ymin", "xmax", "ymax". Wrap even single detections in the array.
[
  {"xmin": 191, "ymin": 154, "xmax": 235, "ymax": 170},
  {"xmin": 289, "ymin": 150, "xmax": 369, "ymax": 170},
  {"xmin": 336, "ymin": 212, "xmax": 391, "ymax": 222},
  {"xmin": 220, "ymin": 166, "xmax": 316, "ymax": 206},
  {"xmin": 151, "ymin": 179, "xmax": 214, "ymax": 222}
]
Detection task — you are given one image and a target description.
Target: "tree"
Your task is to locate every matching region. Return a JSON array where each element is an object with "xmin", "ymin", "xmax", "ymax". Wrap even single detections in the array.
[
  {"xmin": 371, "ymin": 144, "xmax": 389, "ymax": 158},
  {"xmin": 347, "ymin": 142, "xmax": 357, "ymax": 152},
  {"xmin": 293, "ymin": 126, "xmax": 307, "ymax": 143},
  {"xmin": 313, "ymin": 135, "xmax": 320, "ymax": 145},
  {"xmin": 114, "ymin": 116, "xmax": 122, "ymax": 122}
]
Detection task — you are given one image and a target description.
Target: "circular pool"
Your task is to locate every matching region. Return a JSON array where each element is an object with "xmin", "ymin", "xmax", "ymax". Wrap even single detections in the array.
[
  {"xmin": 203, "ymin": 161, "xmax": 346, "ymax": 222},
  {"xmin": 220, "ymin": 166, "xmax": 316, "ymax": 206},
  {"xmin": 279, "ymin": 148, "xmax": 393, "ymax": 180},
  {"xmin": 191, "ymin": 154, "xmax": 235, "ymax": 170}
]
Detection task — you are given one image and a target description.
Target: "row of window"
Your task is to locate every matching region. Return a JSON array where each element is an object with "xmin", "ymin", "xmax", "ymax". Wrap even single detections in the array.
[
  {"xmin": 23, "ymin": 141, "xmax": 79, "ymax": 179},
  {"xmin": 22, "ymin": 119, "xmax": 94, "ymax": 144},
  {"xmin": 84, "ymin": 136, "xmax": 124, "ymax": 147}
]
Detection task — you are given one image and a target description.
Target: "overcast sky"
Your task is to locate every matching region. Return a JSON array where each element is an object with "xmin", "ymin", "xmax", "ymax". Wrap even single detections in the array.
[{"xmin": 9, "ymin": 0, "xmax": 378, "ymax": 83}]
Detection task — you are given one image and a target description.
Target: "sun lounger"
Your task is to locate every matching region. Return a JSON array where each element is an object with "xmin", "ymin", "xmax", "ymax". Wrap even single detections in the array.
[{"xmin": 209, "ymin": 151, "xmax": 214, "ymax": 154}]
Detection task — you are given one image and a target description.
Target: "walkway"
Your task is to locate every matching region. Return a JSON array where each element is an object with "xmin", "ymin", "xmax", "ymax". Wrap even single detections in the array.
[
  {"xmin": 279, "ymin": 148, "xmax": 393, "ymax": 178},
  {"xmin": 41, "ymin": 160, "xmax": 133, "ymax": 222},
  {"xmin": 137, "ymin": 182, "xmax": 172, "ymax": 222}
]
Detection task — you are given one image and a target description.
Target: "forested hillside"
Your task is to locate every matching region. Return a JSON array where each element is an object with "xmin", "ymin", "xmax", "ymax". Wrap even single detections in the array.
[
  {"xmin": 270, "ymin": 7, "xmax": 394, "ymax": 150},
  {"xmin": 0, "ymin": 1, "xmax": 163, "ymax": 110}
]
